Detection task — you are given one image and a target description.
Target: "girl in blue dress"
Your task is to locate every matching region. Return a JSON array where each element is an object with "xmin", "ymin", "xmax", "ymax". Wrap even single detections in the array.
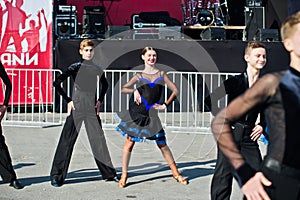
[{"xmin": 115, "ymin": 47, "xmax": 188, "ymax": 188}]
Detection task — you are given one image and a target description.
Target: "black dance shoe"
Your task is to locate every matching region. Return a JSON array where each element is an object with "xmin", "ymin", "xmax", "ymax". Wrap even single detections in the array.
[
  {"xmin": 50, "ymin": 179, "xmax": 63, "ymax": 187},
  {"xmin": 9, "ymin": 179, "xmax": 24, "ymax": 189},
  {"xmin": 105, "ymin": 175, "xmax": 120, "ymax": 182}
]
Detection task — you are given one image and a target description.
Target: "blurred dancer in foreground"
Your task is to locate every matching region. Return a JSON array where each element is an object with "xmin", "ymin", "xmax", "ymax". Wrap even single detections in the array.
[{"xmin": 211, "ymin": 11, "xmax": 300, "ymax": 200}]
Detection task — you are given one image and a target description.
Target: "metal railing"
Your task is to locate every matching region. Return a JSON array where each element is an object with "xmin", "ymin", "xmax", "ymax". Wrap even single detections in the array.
[
  {"xmin": 101, "ymin": 70, "xmax": 237, "ymax": 132},
  {"xmin": 2, "ymin": 68, "xmax": 237, "ymax": 130},
  {"xmin": 2, "ymin": 68, "xmax": 63, "ymax": 127}
]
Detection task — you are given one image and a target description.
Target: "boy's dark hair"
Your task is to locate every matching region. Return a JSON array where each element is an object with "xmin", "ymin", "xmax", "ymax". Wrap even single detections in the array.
[
  {"xmin": 80, "ymin": 39, "xmax": 94, "ymax": 50},
  {"xmin": 245, "ymin": 41, "xmax": 266, "ymax": 55}
]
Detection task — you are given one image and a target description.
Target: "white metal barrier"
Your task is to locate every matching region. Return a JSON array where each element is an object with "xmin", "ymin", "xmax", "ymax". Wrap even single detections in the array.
[
  {"xmin": 101, "ymin": 70, "xmax": 238, "ymax": 132},
  {"xmin": 2, "ymin": 68, "xmax": 237, "ymax": 130},
  {"xmin": 161, "ymin": 71, "xmax": 237, "ymax": 132},
  {"xmin": 2, "ymin": 68, "xmax": 63, "ymax": 127}
]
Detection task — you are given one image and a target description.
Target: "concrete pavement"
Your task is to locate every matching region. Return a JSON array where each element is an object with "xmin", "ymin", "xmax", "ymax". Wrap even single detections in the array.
[{"xmin": 0, "ymin": 125, "xmax": 248, "ymax": 200}]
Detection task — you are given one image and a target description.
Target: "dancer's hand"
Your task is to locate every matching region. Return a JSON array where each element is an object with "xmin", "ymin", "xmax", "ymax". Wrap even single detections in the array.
[
  {"xmin": 250, "ymin": 125, "xmax": 263, "ymax": 141},
  {"xmin": 134, "ymin": 89, "xmax": 141, "ymax": 105},
  {"xmin": 0, "ymin": 105, "xmax": 7, "ymax": 121},
  {"xmin": 242, "ymin": 172, "xmax": 271, "ymax": 200},
  {"xmin": 153, "ymin": 103, "xmax": 167, "ymax": 110},
  {"xmin": 67, "ymin": 101, "xmax": 75, "ymax": 116},
  {"xmin": 95, "ymin": 100, "xmax": 101, "ymax": 116}
]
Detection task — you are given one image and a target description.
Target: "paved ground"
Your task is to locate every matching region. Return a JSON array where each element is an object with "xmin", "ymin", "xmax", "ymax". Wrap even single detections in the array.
[{"xmin": 0, "ymin": 125, "xmax": 263, "ymax": 200}]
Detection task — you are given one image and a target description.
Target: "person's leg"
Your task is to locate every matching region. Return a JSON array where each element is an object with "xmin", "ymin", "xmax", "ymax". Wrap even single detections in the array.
[
  {"xmin": 85, "ymin": 115, "xmax": 116, "ymax": 180},
  {"xmin": 0, "ymin": 125, "xmax": 22, "ymax": 189},
  {"xmin": 240, "ymin": 138, "xmax": 262, "ymax": 198},
  {"xmin": 211, "ymin": 147, "xmax": 233, "ymax": 200},
  {"xmin": 240, "ymin": 136, "xmax": 262, "ymax": 170},
  {"xmin": 119, "ymin": 137, "xmax": 135, "ymax": 188},
  {"xmin": 157, "ymin": 143, "xmax": 188, "ymax": 185},
  {"xmin": 0, "ymin": 129, "xmax": 16, "ymax": 182},
  {"xmin": 50, "ymin": 113, "xmax": 81, "ymax": 186}
]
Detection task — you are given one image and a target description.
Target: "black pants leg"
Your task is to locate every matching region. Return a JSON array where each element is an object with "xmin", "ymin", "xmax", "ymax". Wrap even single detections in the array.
[
  {"xmin": 84, "ymin": 114, "xmax": 116, "ymax": 179},
  {"xmin": 240, "ymin": 136, "xmax": 262, "ymax": 170},
  {"xmin": 211, "ymin": 126, "xmax": 262, "ymax": 200},
  {"xmin": 0, "ymin": 126, "xmax": 17, "ymax": 183},
  {"xmin": 211, "ymin": 147, "xmax": 233, "ymax": 200},
  {"xmin": 50, "ymin": 113, "xmax": 82, "ymax": 183}
]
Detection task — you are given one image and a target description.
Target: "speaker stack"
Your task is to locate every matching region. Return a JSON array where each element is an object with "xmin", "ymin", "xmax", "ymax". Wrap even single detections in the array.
[
  {"xmin": 201, "ymin": 27, "xmax": 226, "ymax": 40},
  {"xmin": 82, "ymin": 6, "xmax": 106, "ymax": 38},
  {"xmin": 55, "ymin": 5, "xmax": 78, "ymax": 38},
  {"xmin": 244, "ymin": 5, "xmax": 265, "ymax": 40}
]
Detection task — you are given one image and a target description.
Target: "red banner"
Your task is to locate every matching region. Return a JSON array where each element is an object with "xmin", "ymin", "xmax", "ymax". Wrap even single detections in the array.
[{"xmin": 0, "ymin": 0, "xmax": 53, "ymax": 105}]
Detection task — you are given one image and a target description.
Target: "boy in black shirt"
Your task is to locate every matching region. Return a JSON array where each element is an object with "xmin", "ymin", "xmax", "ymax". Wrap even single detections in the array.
[{"xmin": 50, "ymin": 39, "xmax": 117, "ymax": 187}]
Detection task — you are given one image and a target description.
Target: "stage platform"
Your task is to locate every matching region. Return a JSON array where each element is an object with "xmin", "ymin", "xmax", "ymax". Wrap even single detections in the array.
[
  {"xmin": 183, "ymin": 26, "xmax": 246, "ymax": 30},
  {"xmin": 55, "ymin": 39, "xmax": 289, "ymax": 74},
  {"xmin": 182, "ymin": 25, "xmax": 246, "ymax": 40}
]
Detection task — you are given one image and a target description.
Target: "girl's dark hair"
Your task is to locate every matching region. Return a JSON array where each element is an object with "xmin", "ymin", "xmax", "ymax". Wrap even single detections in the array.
[{"xmin": 141, "ymin": 46, "xmax": 154, "ymax": 55}]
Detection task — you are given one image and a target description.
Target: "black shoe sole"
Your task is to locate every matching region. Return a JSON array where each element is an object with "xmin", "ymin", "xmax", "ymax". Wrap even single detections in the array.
[
  {"xmin": 50, "ymin": 180, "xmax": 63, "ymax": 187},
  {"xmin": 9, "ymin": 180, "xmax": 24, "ymax": 189}
]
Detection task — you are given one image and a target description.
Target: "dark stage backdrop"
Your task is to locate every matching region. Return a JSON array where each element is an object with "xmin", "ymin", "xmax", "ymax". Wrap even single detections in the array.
[
  {"xmin": 55, "ymin": 39, "xmax": 289, "ymax": 74},
  {"xmin": 54, "ymin": 39, "xmax": 290, "ymax": 113}
]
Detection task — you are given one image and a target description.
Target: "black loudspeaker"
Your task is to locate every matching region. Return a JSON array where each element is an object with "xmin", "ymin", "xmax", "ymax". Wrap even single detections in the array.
[
  {"xmin": 200, "ymin": 27, "xmax": 226, "ymax": 40},
  {"xmin": 245, "ymin": 6, "xmax": 265, "ymax": 40},
  {"xmin": 82, "ymin": 6, "xmax": 106, "ymax": 35},
  {"xmin": 55, "ymin": 14, "xmax": 77, "ymax": 37},
  {"xmin": 255, "ymin": 28, "xmax": 280, "ymax": 41},
  {"xmin": 227, "ymin": 0, "xmax": 246, "ymax": 25}
]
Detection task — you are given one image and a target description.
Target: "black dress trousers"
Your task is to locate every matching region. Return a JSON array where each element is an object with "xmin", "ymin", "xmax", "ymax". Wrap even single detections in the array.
[{"xmin": 50, "ymin": 91, "xmax": 116, "ymax": 183}]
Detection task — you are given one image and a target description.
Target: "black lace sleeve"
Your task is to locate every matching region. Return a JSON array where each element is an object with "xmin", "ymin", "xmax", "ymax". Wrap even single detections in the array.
[
  {"xmin": 211, "ymin": 73, "xmax": 281, "ymax": 186},
  {"xmin": 0, "ymin": 63, "xmax": 12, "ymax": 106}
]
